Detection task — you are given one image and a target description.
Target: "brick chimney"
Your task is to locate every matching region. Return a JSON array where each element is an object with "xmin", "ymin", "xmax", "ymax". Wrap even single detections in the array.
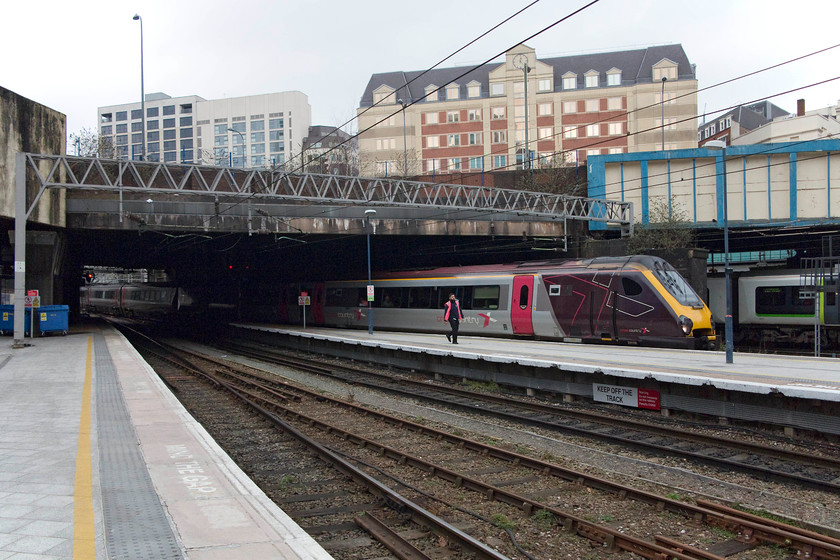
[{"xmin": 797, "ymin": 99, "xmax": 805, "ymax": 116}]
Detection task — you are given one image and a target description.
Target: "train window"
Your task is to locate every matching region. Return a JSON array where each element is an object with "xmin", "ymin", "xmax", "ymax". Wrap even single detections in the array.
[
  {"xmin": 407, "ymin": 287, "xmax": 431, "ymax": 309},
  {"xmin": 755, "ymin": 286, "xmax": 814, "ymax": 315},
  {"xmin": 622, "ymin": 277, "xmax": 643, "ymax": 296},
  {"xmin": 518, "ymin": 284, "xmax": 529, "ymax": 310},
  {"xmin": 472, "ymin": 286, "xmax": 500, "ymax": 310},
  {"xmin": 653, "ymin": 261, "xmax": 703, "ymax": 307},
  {"xmin": 380, "ymin": 287, "xmax": 402, "ymax": 308}
]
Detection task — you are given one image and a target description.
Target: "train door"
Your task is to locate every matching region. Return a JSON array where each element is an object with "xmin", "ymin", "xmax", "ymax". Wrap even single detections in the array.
[{"xmin": 511, "ymin": 275, "xmax": 534, "ymax": 335}]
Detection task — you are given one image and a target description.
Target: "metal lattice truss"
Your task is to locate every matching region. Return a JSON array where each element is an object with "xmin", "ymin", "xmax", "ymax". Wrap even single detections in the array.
[{"xmin": 23, "ymin": 153, "xmax": 633, "ymax": 228}]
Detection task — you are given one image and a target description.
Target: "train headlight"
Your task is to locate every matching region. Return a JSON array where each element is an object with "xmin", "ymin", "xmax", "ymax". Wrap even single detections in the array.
[{"xmin": 679, "ymin": 315, "xmax": 693, "ymax": 335}]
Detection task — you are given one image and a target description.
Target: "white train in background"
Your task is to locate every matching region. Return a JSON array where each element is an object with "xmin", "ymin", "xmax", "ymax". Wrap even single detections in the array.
[{"xmin": 707, "ymin": 269, "xmax": 840, "ymax": 349}]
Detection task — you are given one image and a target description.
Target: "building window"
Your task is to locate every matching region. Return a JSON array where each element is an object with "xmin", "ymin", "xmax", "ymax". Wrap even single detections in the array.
[
  {"xmin": 585, "ymin": 99, "xmax": 600, "ymax": 112},
  {"xmin": 269, "ymin": 118, "xmax": 284, "ymax": 129},
  {"xmin": 538, "ymin": 127, "xmax": 553, "ymax": 140},
  {"xmin": 180, "ymin": 116, "xmax": 192, "ymax": 127},
  {"xmin": 164, "ymin": 152, "xmax": 176, "ymax": 162},
  {"xmin": 425, "ymin": 112, "xmax": 439, "ymax": 125},
  {"xmin": 251, "ymin": 132, "xmax": 265, "ymax": 143},
  {"xmin": 180, "ymin": 128, "xmax": 192, "ymax": 138},
  {"xmin": 229, "ymin": 122, "xmax": 245, "ymax": 133},
  {"xmin": 116, "ymin": 111, "xmax": 127, "ymax": 121},
  {"xmin": 469, "ymin": 157, "xmax": 482, "ymax": 170},
  {"xmin": 467, "ymin": 83, "xmax": 481, "ymax": 98},
  {"xmin": 251, "ymin": 120, "xmax": 265, "ymax": 131},
  {"xmin": 562, "ymin": 75, "xmax": 576, "ymax": 90},
  {"xmin": 101, "ymin": 125, "xmax": 112, "ymax": 135},
  {"xmin": 147, "ymin": 120, "xmax": 159, "ymax": 130},
  {"xmin": 116, "ymin": 124, "xmax": 128, "ymax": 134},
  {"xmin": 537, "ymin": 103, "xmax": 552, "ymax": 116},
  {"xmin": 131, "ymin": 133, "xmax": 143, "ymax": 144},
  {"xmin": 180, "ymin": 139, "xmax": 194, "ymax": 150},
  {"xmin": 493, "ymin": 155, "xmax": 506, "ymax": 169},
  {"xmin": 425, "ymin": 86, "xmax": 438, "ymax": 102},
  {"xmin": 101, "ymin": 113, "xmax": 113, "ymax": 123},
  {"xmin": 145, "ymin": 131, "xmax": 158, "ymax": 142},
  {"xmin": 449, "ymin": 158, "xmax": 462, "ymax": 170},
  {"xmin": 607, "ymin": 71, "xmax": 621, "ymax": 86},
  {"xmin": 375, "ymin": 138, "xmax": 396, "ymax": 150},
  {"xmin": 607, "ymin": 97, "xmax": 622, "ymax": 111},
  {"xmin": 425, "ymin": 135, "xmax": 440, "ymax": 148},
  {"xmin": 149, "ymin": 142, "xmax": 161, "ymax": 153},
  {"xmin": 269, "ymin": 130, "xmax": 284, "ymax": 141},
  {"xmin": 163, "ymin": 105, "xmax": 175, "ymax": 116},
  {"xmin": 446, "ymin": 84, "xmax": 459, "ymax": 100},
  {"xmin": 586, "ymin": 124, "xmax": 599, "ymax": 137},
  {"xmin": 251, "ymin": 155, "xmax": 266, "ymax": 166},
  {"xmin": 468, "ymin": 133, "xmax": 481, "ymax": 145},
  {"xmin": 214, "ymin": 124, "xmax": 227, "ymax": 135},
  {"xmin": 491, "ymin": 107, "xmax": 505, "ymax": 119},
  {"xmin": 447, "ymin": 134, "xmax": 460, "ymax": 146},
  {"xmin": 131, "ymin": 122, "xmax": 143, "ymax": 132},
  {"xmin": 562, "ymin": 101, "xmax": 577, "ymax": 114},
  {"xmin": 492, "ymin": 130, "xmax": 506, "ymax": 143},
  {"xmin": 585, "ymin": 73, "xmax": 599, "ymax": 88},
  {"xmin": 563, "ymin": 150, "xmax": 578, "ymax": 165},
  {"xmin": 653, "ymin": 65, "xmax": 678, "ymax": 81},
  {"xmin": 563, "ymin": 126, "xmax": 577, "ymax": 139},
  {"xmin": 163, "ymin": 140, "xmax": 176, "ymax": 152},
  {"xmin": 144, "ymin": 107, "xmax": 158, "ymax": 118},
  {"xmin": 608, "ymin": 122, "xmax": 624, "ymax": 135},
  {"xmin": 608, "ymin": 147, "xmax": 624, "ymax": 154},
  {"xmin": 215, "ymin": 136, "xmax": 227, "ymax": 146},
  {"xmin": 538, "ymin": 78, "xmax": 552, "ymax": 92},
  {"xmin": 180, "ymin": 104, "xmax": 192, "ymax": 114},
  {"xmin": 131, "ymin": 109, "xmax": 142, "ymax": 120},
  {"xmin": 587, "ymin": 149, "xmax": 601, "ymax": 156},
  {"xmin": 251, "ymin": 143, "xmax": 265, "ymax": 154},
  {"xmin": 270, "ymin": 142, "xmax": 284, "ymax": 153},
  {"xmin": 163, "ymin": 129, "xmax": 176, "ymax": 140},
  {"xmin": 373, "ymin": 90, "xmax": 394, "ymax": 104},
  {"xmin": 163, "ymin": 118, "xmax": 175, "ymax": 128},
  {"xmin": 490, "ymin": 83, "xmax": 504, "ymax": 96},
  {"xmin": 447, "ymin": 111, "xmax": 460, "ymax": 123},
  {"xmin": 468, "ymin": 109, "xmax": 481, "ymax": 121},
  {"xmin": 538, "ymin": 153, "xmax": 554, "ymax": 166}
]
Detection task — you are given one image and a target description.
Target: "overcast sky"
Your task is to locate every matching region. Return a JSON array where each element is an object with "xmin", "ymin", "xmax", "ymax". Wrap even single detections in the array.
[{"xmin": 3, "ymin": 0, "xmax": 838, "ymax": 139}]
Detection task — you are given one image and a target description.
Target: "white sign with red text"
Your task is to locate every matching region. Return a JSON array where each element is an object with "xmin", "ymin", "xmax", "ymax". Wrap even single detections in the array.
[{"xmin": 592, "ymin": 383, "xmax": 660, "ymax": 410}]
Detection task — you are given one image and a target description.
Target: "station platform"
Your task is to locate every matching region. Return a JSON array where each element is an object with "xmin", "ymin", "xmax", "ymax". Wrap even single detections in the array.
[
  {"xmin": 232, "ymin": 323, "xmax": 840, "ymax": 436},
  {"xmin": 0, "ymin": 323, "xmax": 332, "ymax": 559}
]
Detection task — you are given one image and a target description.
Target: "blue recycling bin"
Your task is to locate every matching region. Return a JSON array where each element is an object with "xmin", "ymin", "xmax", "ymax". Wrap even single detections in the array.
[
  {"xmin": 38, "ymin": 305, "xmax": 69, "ymax": 336},
  {"xmin": 0, "ymin": 305, "xmax": 31, "ymax": 336}
]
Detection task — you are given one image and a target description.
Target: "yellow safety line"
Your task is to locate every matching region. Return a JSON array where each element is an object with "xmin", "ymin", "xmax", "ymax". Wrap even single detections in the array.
[{"xmin": 73, "ymin": 337, "xmax": 96, "ymax": 558}]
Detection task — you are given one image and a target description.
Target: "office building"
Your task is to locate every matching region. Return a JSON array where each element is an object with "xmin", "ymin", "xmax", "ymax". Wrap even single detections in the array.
[
  {"xmin": 357, "ymin": 44, "xmax": 698, "ymax": 177},
  {"xmin": 98, "ymin": 91, "xmax": 311, "ymax": 168}
]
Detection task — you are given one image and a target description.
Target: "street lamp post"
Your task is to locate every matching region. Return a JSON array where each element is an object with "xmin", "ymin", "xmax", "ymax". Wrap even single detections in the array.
[
  {"xmin": 364, "ymin": 209, "xmax": 377, "ymax": 334},
  {"xmin": 397, "ymin": 99, "xmax": 408, "ymax": 177},
  {"xmin": 228, "ymin": 128, "xmax": 245, "ymax": 168},
  {"xmin": 660, "ymin": 76, "xmax": 667, "ymax": 151},
  {"xmin": 513, "ymin": 54, "xmax": 531, "ymax": 171},
  {"xmin": 706, "ymin": 140, "xmax": 734, "ymax": 363},
  {"xmin": 132, "ymin": 14, "xmax": 146, "ymax": 161}
]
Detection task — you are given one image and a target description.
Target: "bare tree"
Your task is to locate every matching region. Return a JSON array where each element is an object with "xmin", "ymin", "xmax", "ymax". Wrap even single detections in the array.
[
  {"xmin": 626, "ymin": 196, "xmax": 694, "ymax": 253},
  {"xmin": 68, "ymin": 127, "xmax": 115, "ymax": 158}
]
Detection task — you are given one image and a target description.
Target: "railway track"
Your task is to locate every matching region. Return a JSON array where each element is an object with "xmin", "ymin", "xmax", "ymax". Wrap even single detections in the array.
[
  {"xmin": 218, "ymin": 338, "xmax": 840, "ymax": 493},
  {"xmin": 119, "ymin": 325, "xmax": 840, "ymax": 559}
]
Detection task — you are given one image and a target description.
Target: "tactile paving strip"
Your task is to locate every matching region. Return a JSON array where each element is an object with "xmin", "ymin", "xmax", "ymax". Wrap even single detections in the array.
[{"xmin": 95, "ymin": 334, "xmax": 184, "ymax": 559}]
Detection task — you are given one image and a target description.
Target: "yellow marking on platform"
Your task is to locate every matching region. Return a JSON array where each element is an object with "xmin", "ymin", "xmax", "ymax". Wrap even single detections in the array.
[{"xmin": 74, "ymin": 337, "xmax": 95, "ymax": 559}]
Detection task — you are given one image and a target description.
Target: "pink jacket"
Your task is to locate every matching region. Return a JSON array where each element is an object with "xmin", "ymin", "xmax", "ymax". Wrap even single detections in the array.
[{"xmin": 444, "ymin": 300, "xmax": 464, "ymax": 321}]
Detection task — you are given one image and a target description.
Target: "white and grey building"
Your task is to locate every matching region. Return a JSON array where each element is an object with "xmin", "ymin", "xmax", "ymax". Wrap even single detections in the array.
[{"xmin": 98, "ymin": 91, "xmax": 311, "ymax": 168}]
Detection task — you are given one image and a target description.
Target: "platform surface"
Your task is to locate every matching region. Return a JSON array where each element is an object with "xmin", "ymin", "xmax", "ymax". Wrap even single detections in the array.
[
  {"xmin": 235, "ymin": 324, "xmax": 840, "ymax": 401},
  {"xmin": 0, "ymin": 324, "xmax": 332, "ymax": 559}
]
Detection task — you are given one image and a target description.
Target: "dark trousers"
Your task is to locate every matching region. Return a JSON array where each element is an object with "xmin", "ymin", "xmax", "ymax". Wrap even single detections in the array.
[{"xmin": 448, "ymin": 318, "xmax": 460, "ymax": 342}]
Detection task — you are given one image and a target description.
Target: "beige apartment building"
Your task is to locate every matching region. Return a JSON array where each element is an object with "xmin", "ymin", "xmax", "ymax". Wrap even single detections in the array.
[{"xmin": 357, "ymin": 44, "xmax": 698, "ymax": 177}]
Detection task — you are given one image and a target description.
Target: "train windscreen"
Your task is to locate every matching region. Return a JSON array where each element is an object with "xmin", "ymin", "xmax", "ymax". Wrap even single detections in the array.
[{"xmin": 653, "ymin": 261, "xmax": 704, "ymax": 308}]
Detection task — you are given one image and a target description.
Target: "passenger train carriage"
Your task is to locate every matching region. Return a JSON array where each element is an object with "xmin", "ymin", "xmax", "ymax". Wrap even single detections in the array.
[
  {"xmin": 293, "ymin": 256, "xmax": 715, "ymax": 349},
  {"xmin": 80, "ymin": 283, "xmax": 193, "ymax": 319}
]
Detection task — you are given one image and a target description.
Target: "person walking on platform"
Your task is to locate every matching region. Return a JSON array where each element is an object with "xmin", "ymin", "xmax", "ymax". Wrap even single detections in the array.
[{"xmin": 444, "ymin": 293, "xmax": 464, "ymax": 344}]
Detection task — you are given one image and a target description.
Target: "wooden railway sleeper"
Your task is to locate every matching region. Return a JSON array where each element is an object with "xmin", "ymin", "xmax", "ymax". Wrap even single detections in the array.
[{"xmin": 354, "ymin": 513, "xmax": 433, "ymax": 560}]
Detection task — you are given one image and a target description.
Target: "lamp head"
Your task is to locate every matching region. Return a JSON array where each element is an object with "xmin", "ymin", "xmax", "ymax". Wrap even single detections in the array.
[
  {"xmin": 705, "ymin": 140, "xmax": 726, "ymax": 151},
  {"xmin": 364, "ymin": 209, "xmax": 376, "ymax": 215},
  {"xmin": 661, "ymin": 76, "xmax": 667, "ymax": 82},
  {"xmin": 133, "ymin": 14, "xmax": 140, "ymax": 20}
]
